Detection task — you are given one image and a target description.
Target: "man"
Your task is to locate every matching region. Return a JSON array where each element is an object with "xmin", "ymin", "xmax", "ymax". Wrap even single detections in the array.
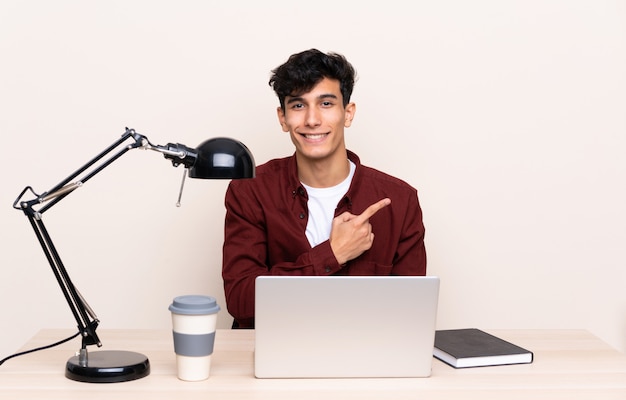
[{"xmin": 222, "ymin": 49, "xmax": 426, "ymax": 328}]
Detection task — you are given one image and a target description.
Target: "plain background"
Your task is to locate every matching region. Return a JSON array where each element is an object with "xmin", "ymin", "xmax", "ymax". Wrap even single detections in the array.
[{"xmin": 1, "ymin": 0, "xmax": 624, "ymax": 361}]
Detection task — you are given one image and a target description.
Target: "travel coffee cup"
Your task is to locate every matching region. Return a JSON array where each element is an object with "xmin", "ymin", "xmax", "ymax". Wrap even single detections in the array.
[{"xmin": 168, "ymin": 295, "xmax": 220, "ymax": 381}]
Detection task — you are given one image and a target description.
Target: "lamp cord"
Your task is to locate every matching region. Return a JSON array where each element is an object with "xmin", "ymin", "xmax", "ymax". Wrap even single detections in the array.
[{"xmin": 0, "ymin": 331, "xmax": 81, "ymax": 366}]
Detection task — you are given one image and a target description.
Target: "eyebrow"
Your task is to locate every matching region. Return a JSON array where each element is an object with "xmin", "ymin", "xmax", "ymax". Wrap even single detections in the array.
[{"xmin": 286, "ymin": 93, "xmax": 338, "ymax": 105}]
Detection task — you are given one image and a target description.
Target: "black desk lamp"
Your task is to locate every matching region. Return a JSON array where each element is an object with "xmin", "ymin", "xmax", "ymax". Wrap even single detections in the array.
[{"xmin": 12, "ymin": 128, "xmax": 255, "ymax": 383}]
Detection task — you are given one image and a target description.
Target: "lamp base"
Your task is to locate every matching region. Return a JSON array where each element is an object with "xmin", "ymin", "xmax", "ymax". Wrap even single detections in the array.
[{"xmin": 65, "ymin": 350, "xmax": 150, "ymax": 383}]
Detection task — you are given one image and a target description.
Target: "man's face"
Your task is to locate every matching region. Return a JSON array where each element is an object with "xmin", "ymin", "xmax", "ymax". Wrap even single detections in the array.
[{"xmin": 277, "ymin": 77, "xmax": 355, "ymax": 164}]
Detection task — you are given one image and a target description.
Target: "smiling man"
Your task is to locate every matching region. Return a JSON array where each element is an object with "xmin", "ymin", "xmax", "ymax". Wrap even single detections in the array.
[{"xmin": 222, "ymin": 49, "xmax": 427, "ymax": 328}]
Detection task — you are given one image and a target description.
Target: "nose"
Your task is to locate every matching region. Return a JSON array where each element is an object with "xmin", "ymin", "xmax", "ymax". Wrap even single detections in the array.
[{"xmin": 304, "ymin": 107, "xmax": 321, "ymax": 128}]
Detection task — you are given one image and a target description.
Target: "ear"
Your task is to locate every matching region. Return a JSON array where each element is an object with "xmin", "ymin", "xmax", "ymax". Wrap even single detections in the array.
[
  {"xmin": 344, "ymin": 102, "xmax": 356, "ymax": 128},
  {"xmin": 277, "ymin": 107, "xmax": 289, "ymax": 132}
]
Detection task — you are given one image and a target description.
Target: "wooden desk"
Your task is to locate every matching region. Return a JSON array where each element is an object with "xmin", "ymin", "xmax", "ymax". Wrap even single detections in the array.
[{"xmin": 2, "ymin": 329, "xmax": 625, "ymax": 399}]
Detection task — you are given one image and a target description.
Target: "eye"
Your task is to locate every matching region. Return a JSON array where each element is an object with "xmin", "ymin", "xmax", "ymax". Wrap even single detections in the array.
[
  {"xmin": 291, "ymin": 103, "xmax": 305, "ymax": 110},
  {"xmin": 321, "ymin": 101, "xmax": 333, "ymax": 107}
]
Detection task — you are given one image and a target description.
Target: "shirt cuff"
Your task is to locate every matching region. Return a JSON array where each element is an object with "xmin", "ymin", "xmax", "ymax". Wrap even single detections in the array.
[{"xmin": 310, "ymin": 241, "xmax": 342, "ymax": 275}]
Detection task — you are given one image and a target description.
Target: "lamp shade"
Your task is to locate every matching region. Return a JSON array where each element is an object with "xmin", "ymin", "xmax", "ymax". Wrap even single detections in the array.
[{"xmin": 189, "ymin": 137, "xmax": 255, "ymax": 179}]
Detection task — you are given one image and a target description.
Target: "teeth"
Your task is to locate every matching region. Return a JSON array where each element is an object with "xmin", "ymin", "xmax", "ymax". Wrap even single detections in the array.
[{"xmin": 305, "ymin": 134, "xmax": 325, "ymax": 139}]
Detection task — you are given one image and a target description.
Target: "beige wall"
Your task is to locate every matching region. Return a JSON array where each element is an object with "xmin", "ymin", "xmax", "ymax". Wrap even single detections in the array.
[{"xmin": 1, "ymin": 0, "xmax": 624, "ymax": 360}]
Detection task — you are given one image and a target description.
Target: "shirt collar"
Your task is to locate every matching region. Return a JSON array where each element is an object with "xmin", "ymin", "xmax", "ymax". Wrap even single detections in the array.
[{"xmin": 288, "ymin": 150, "xmax": 362, "ymax": 200}]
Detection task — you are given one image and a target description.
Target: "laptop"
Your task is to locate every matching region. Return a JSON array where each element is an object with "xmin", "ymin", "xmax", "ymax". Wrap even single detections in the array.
[{"xmin": 254, "ymin": 275, "xmax": 440, "ymax": 378}]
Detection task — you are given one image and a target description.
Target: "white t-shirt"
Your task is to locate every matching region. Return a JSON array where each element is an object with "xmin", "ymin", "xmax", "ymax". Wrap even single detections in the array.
[{"xmin": 302, "ymin": 161, "xmax": 356, "ymax": 247}]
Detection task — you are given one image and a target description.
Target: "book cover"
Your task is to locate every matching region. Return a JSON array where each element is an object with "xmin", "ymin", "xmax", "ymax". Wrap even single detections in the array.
[{"xmin": 433, "ymin": 328, "xmax": 533, "ymax": 368}]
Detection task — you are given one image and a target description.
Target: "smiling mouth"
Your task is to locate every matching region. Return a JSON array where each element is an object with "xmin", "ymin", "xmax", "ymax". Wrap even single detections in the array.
[{"xmin": 301, "ymin": 133, "xmax": 328, "ymax": 140}]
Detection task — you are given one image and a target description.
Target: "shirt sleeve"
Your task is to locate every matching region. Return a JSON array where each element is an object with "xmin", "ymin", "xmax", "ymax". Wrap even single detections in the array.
[{"xmin": 391, "ymin": 188, "xmax": 427, "ymax": 276}]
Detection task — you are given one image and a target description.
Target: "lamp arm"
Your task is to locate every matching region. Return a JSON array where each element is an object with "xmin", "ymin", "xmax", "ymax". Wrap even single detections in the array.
[
  {"xmin": 24, "ymin": 209, "xmax": 102, "ymax": 350},
  {"xmin": 14, "ymin": 128, "xmax": 141, "ymax": 213},
  {"xmin": 12, "ymin": 127, "xmax": 189, "ymax": 352}
]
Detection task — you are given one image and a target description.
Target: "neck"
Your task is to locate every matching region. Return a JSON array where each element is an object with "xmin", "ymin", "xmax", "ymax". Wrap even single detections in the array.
[{"xmin": 297, "ymin": 152, "xmax": 350, "ymax": 188}]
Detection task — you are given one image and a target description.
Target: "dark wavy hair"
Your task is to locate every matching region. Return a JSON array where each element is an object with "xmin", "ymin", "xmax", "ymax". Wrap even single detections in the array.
[{"xmin": 269, "ymin": 49, "xmax": 356, "ymax": 110}]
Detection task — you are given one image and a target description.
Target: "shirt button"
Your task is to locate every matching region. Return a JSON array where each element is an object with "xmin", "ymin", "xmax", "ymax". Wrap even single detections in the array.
[
  {"xmin": 325, "ymin": 266, "xmax": 331, "ymax": 273},
  {"xmin": 299, "ymin": 213, "xmax": 305, "ymax": 219}
]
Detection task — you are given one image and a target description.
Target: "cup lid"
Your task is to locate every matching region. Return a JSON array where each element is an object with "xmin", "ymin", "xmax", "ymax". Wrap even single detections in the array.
[{"xmin": 168, "ymin": 295, "xmax": 221, "ymax": 315}]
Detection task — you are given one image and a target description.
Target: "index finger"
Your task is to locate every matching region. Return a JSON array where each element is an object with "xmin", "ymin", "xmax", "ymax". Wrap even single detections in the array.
[{"xmin": 355, "ymin": 198, "xmax": 391, "ymax": 223}]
